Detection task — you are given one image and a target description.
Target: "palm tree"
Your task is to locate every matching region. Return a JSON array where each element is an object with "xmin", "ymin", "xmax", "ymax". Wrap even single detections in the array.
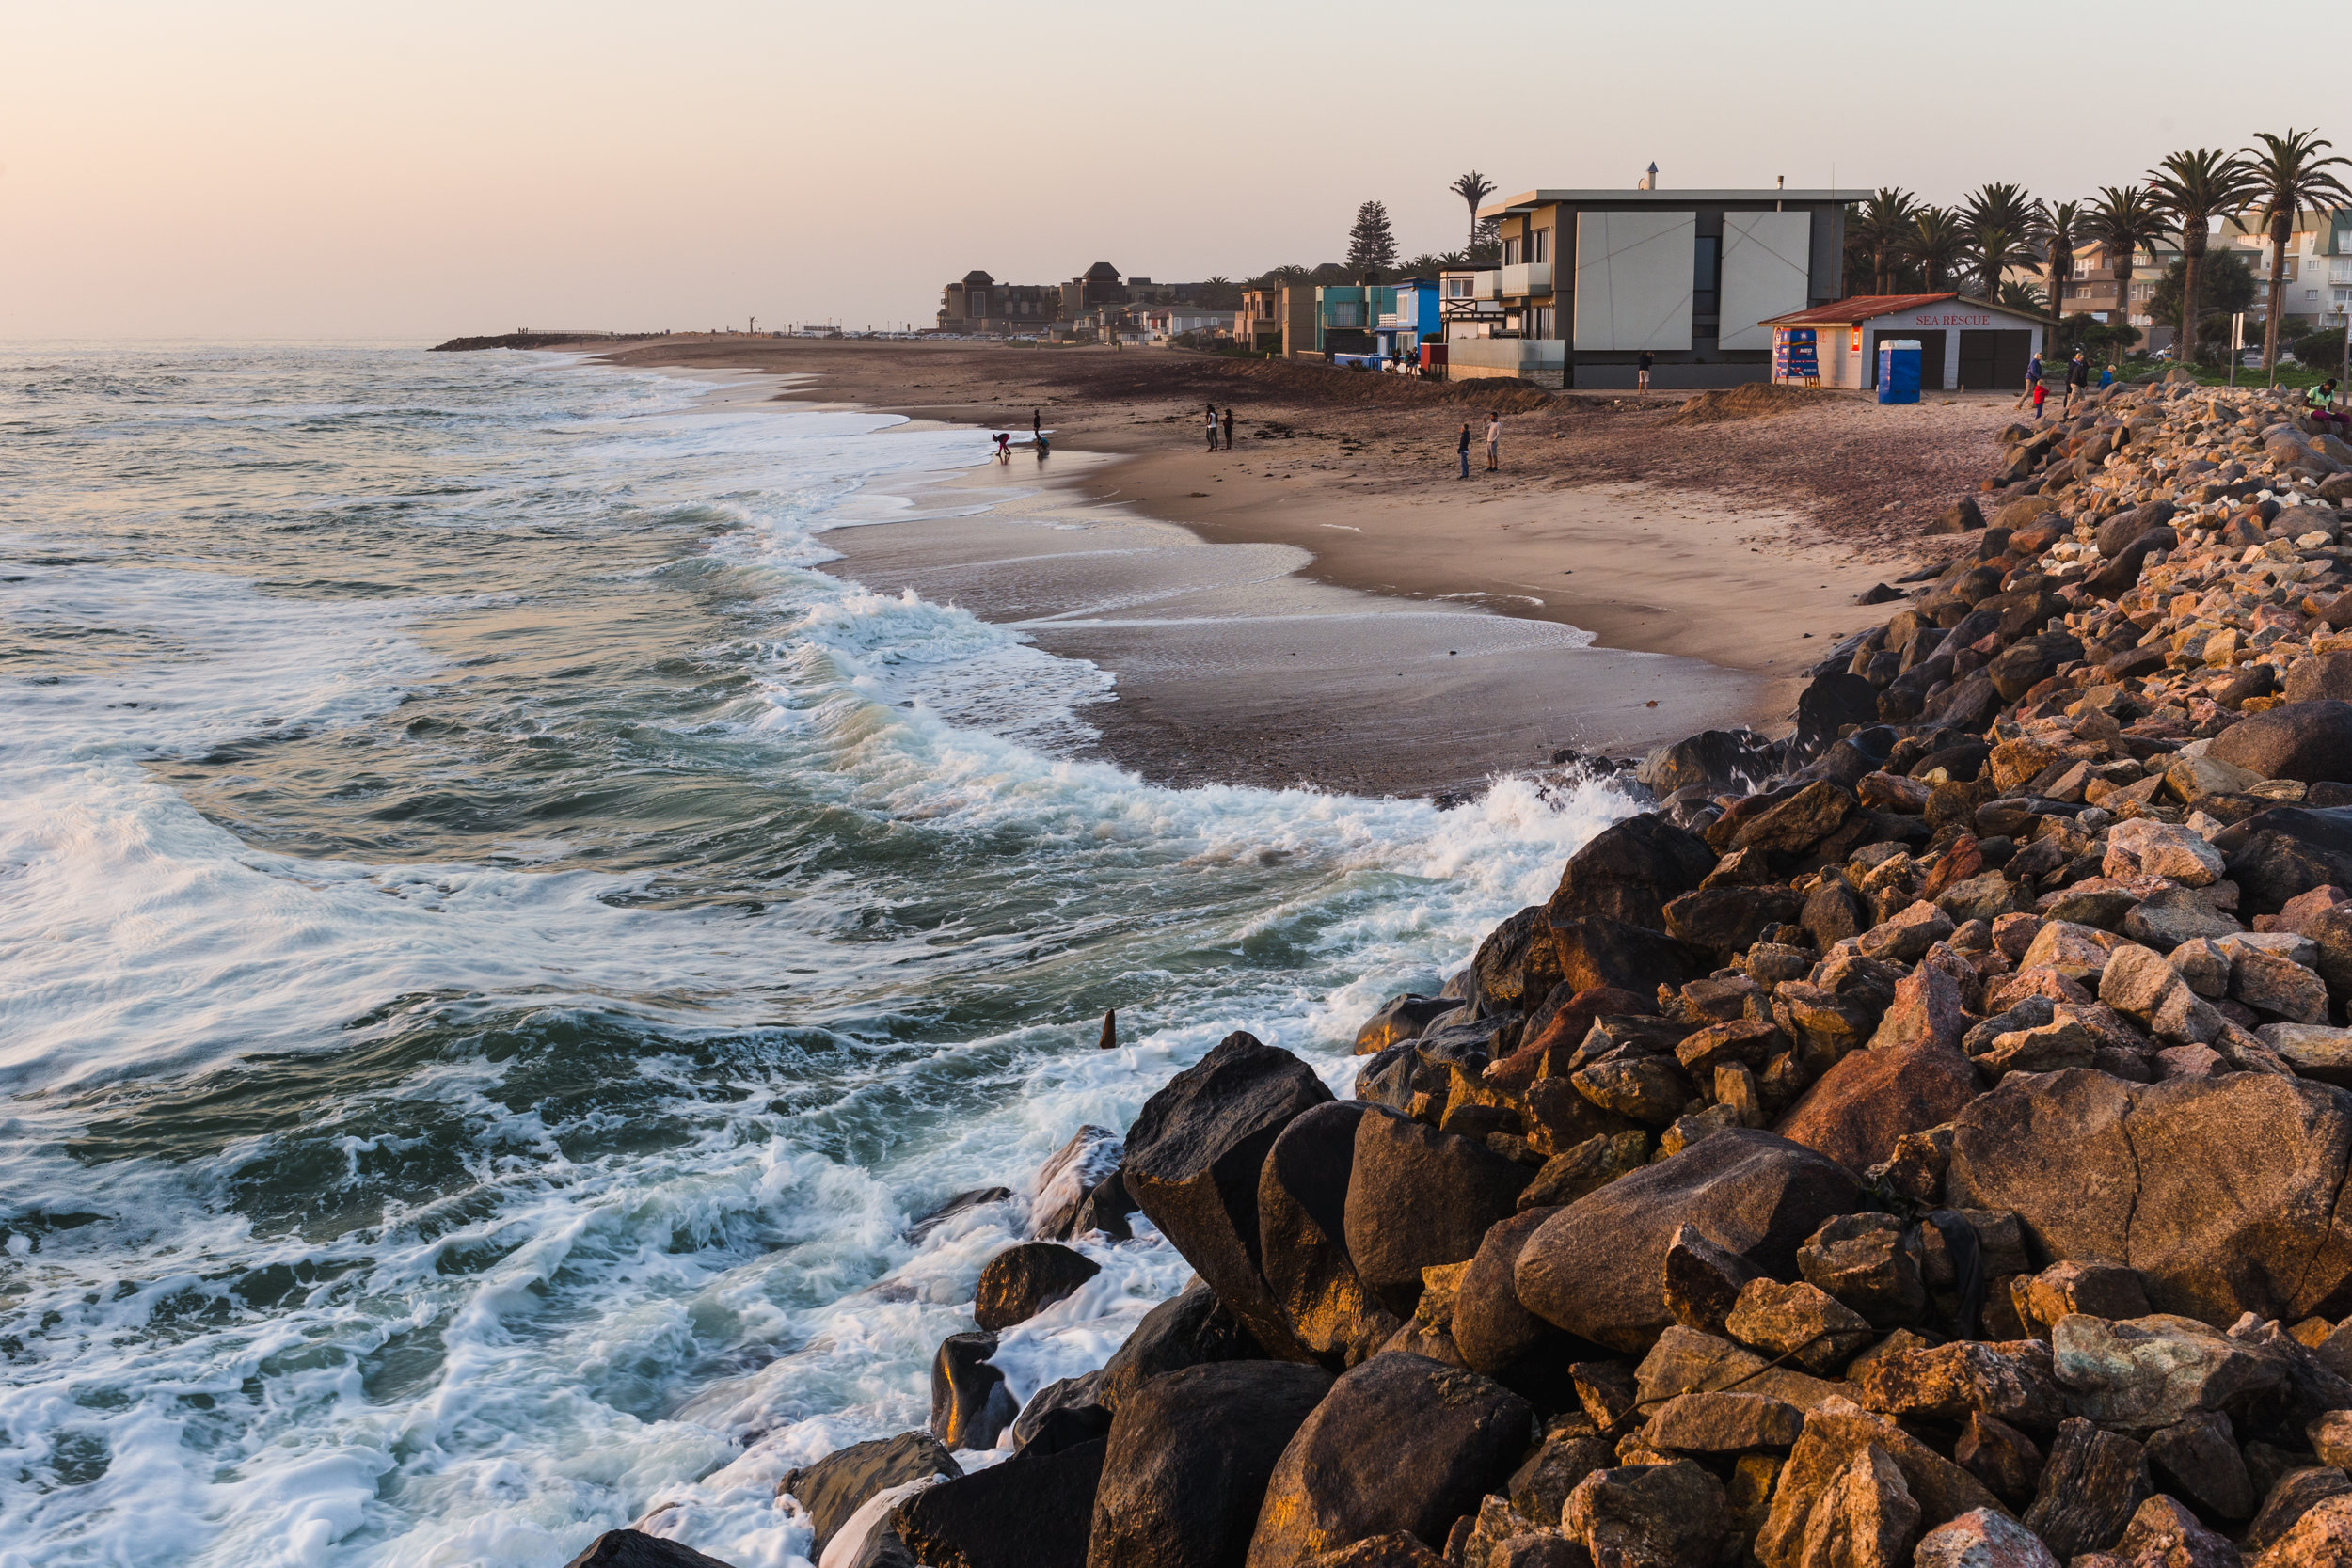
[
  {"xmin": 1971, "ymin": 225, "xmax": 2022, "ymax": 300},
  {"xmin": 1399, "ymin": 253, "xmax": 1448, "ymax": 278},
  {"xmin": 2027, "ymin": 199, "xmax": 2082, "ymax": 321},
  {"xmin": 2241, "ymin": 129, "xmax": 2352, "ymax": 378},
  {"xmin": 1856, "ymin": 188, "xmax": 1920, "ymax": 292},
  {"xmin": 1449, "ymin": 171, "xmax": 1497, "ymax": 260},
  {"xmin": 1905, "ymin": 207, "xmax": 1968, "ymax": 290},
  {"xmin": 2147, "ymin": 148, "xmax": 2261, "ymax": 367},
  {"xmin": 1999, "ymin": 280, "xmax": 2048, "ymax": 314},
  {"xmin": 2081, "ymin": 185, "xmax": 2167, "ymax": 361},
  {"xmin": 1963, "ymin": 182, "xmax": 2035, "ymax": 298}
]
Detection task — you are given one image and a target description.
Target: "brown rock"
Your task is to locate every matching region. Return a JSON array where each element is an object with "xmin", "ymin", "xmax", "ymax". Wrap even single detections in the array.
[
  {"xmin": 1796, "ymin": 1443, "xmax": 1919, "ymax": 1568},
  {"xmin": 1775, "ymin": 1040, "xmax": 1980, "ymax": 1187},
  {"xmin": 1797, "ymin": 1212, "xmax": 1928, "ymax": 1325},
  {"xmin": 1548, "ymin": 814, "xmax": 1719, "ymax": 932},
  {"xmin": 1518, "ymin": 1130, "xmax": 1649, "ymax": 1210},
  {"xmin": 1299, "ymin": 1536, "xmax": 1445, "ymax": 1568},
  {"xmin": 1754, "ymin": 1397, "xmax": 2002, "ymax": 1568},
  {"xmin": 2011, "ymin": 1259, "xmax": 2153, "ymax": 1339},
  {"xmin": 1638, "ymin": 1390, "xmax": 1805, "ymax": 1454},
  {"xmin": 1569, "ymin": 1054, "xmax": 1693, "ymax": 1128},
  {"xmin": 2145, "ymin": 1410, "xmax": 2256, "ymax": 1521},
  {"xmin": 2111, "ymin": 1493, "xmax": 2240, "ymax": 1568},
  {"xmin": 2253, "ymin": 1492, "xmax": 2352, "ymax": 1567},
  {"xmin": 1953, "ymin": 1411, "xmax": 2045, "ymax": 1508},
  {"xmin": 2249, "ymin": 1468, "xmax": 2352, "ymax": 1557},
  {"xmin": 1343, "ymin": 1111, "xmax": 1532, "ymax": 1318},
  {"xmin": 1910, "ymin": 1509, "xmax": 2059, "ymax": 1567},
  {"xmin": 2051, "ymin": 1312, "xmax": 2290, "ymax": 1430},
  {"xmin": 1724, "ymin": 1278, "xmax": 1875, "ymax": 1375},
  {"xmin": 1562, "ymin": 1460, "xmax": 1730, "ymax": 1568},
  {"xmin": 1848, "ymin": 1338, "xmax": 2064, "ymax": 1432},
  {"xmin": 1259, "ymin": 1101, "xmax": 1402, "ymax": 1367},
  {"xmin": 976, "ymin": 1242, "xmax": 1103, "ymax": 1332},
  {"xmin": 2022, "ymin": 1418, "xmax": 2151, "ymax": 1560},
  {"xmin": 1661, "ymin": 1224, "xmax": 1762, "ymax": 1337},
  {"xmin": 1733, "ymin": 782, "xmax": 1856, "ymax": 854}
]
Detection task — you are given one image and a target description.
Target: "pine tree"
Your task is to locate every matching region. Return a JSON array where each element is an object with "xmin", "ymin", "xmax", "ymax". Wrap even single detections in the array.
[{"xmin": 1345, "ymin": 200, "xmax": 1398, "ymax": 278}]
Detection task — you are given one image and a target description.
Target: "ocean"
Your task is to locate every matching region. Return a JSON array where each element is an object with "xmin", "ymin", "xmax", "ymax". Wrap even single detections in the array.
[{"xmin": 0, "ymin": 344, "xmax": 1632, "ymax": 1567}]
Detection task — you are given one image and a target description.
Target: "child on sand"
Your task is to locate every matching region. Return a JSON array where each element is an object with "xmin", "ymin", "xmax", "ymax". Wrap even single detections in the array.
[
  {"xmin": 2030, "ymin": 380, "xmax": 2047, "ymax": 420},
  {"xmin": 994, "ymin": 434, "xmax": 1012, "ymax": 464}
]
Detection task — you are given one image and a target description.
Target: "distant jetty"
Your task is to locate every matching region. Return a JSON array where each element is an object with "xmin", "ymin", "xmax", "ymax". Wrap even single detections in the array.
[{"xmin": 431, "ymin": 331, "xmax": 660, "ymax": 352}]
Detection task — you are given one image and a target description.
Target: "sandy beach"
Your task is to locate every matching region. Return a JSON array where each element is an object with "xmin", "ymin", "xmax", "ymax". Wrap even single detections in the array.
[{"xmin": 560, "ymin": 337, "xmax": 2017, "ymax": 795}]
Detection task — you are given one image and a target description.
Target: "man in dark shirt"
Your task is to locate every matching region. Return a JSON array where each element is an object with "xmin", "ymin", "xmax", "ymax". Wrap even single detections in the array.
[
  {"xmin": 1457, "ymin": 422, "xmax": 1470, "ymax": 479},
  {"xmin": 2064, "ymin": 350, "xmax": 2090, "ymax": 414}
]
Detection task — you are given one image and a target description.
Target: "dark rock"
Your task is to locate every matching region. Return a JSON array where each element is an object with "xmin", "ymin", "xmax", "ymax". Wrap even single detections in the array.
[
  {"xmin": 1636, "ymin": 733, "xmax": 1776, "ymax": 800},
  {"xmin": 1123, "ymin": 1033, "xmax": 1333, "ymax": 1362},
  {"xmin": 1732, "ymin": 782, "xmax": 1856, "ymax": 855},
  {"xmin": 1451, "ymin": 1206, "xmax": 1584, "ymax": 1403},
  {"xmin": 1561, "ymin": 1460, "xmax": 1730, "ymax": 1568},
  {"xmin": 1945, "ymin": 1069, "xmax": 2352, "ymax": 1325},
  {"xmin": 1070, "ymin": 1173, "xmax": 1137, "ymax": 1242},
  {"xmin": 1032, "ymin": 1128, "xmax": 1125, "ymax": 1241},
  {"xmin": 1010, "ymin": 1372, "xmax": 1111, "ymax": 1452},
  {"xmin": 1474, "ymin": 906, "xmax": 1567, "ymax": 1014},
  {"xmin": 894, "ymin": 1434, "xmax": 1105, "ymax": 1568},
  {"xmin": 1258, "ymin": 1101, "xmax": 1397, "ymax": 1369},
  {"xmin": 1095, "ymin": 1278, "xmax": 1263, "ymax": 1414},
  {"xmin": 1952, "ymin": 1411, "xmax": 2044, "ymax": 1508},
  {"xmin": 1549, "ymin": 917, "xmax": 1701, "ymax": 1000},
  {"xmin": 1848, "ymin": 1338, "xmax": 2063, "ymax": 1432},
  {"xmin": 1990, "ymin": 632, "xmax": 2085, "ymax": 703},
  {"xmin": 1547, "ymin": 814, "xmax": 1718, "ymax": 932},
  {"xmin": 1663, "ymin": 885, "xmax": 1805, "ymax": 953},
  {"xmin": 1567, "ymin": 1053, "xmax": 1693, "ymax": 1127},
  {"xmin": 1510, "ymin": 1428, "xmax": 1617, "ymax": 1523},
  {"xmin": 1792, "ymin": 673, "xmax": 1882, "ymax": 764},
  {"xmin": 1773, "ymin": 1040, "xmax": 1980, "ymax": 1174},
  {"xmin": 910, "ymin": 1188, "xmax": 1014, "ymax": 1243},
  {"xmin": 2020, "ymin": 1418, "xmax": 2150, "ymax": 1560},
  {"xmin": 1086, "ymin": 1361, "xmax": 1332, "ymax": 1568},
  {"xmin": 2111, "ymin": 1494, "xmax": 2239, "ymax": 1568},
  {"xmin": 2210, "ymin": 700, "xmax": 2352, "ymax": 784},
  {"xmin": 1241, "ymin": 1354, "xmax": 1533, "ymax": 1567},
  {"xmin": 2097, "ymin": 500, "xmax": 2176, "ymax": 558},
  {"xmin": 2218, "ymin": 806, "xmax": 2352, "ymax": 919},
  {"xmin": 1801, "ymin": 879, "xmax": 1872, "ymax": 950},
  {"xmin": 931, "ymin": 1331, "xmax": 1016, "ymax": 1449},
  {"xmin": 782, "ymin": 1431, "xmax": 963, "ymax": 1558},
  {"xmin": 1354, "ymin": 994, "xmax": 1458, "ymax": 1054},
  {"xmin": 1661, "ymin": 1224, "xmax": 1763, "ymax": 1337},
  {"xmin": 1519, "ymin": 1131, "xmax": 1650, "ymax": 1210},
  {"xmin": 1343, "ymin": 1110, "xmax": 1532, "ymax": 1318},
  {"xmin": 1797, "ymin": 1212, "xmax": 1928, "ymax": 1326},
  {"xmin": 562, "ymin": 1533, "xmax": 739, "ymax": 1568},
  {"xmin": 1515, "ymin": 1129, "xmax": 1862, "ymax": 1354},
  {"xmin": 1724, "ymin": 1279, "xmax": 1875, "ymax": 1375},
  {"xmin": 1298, "ymin": 1537, "xmax": 1445, "ymax": 1568},
  {"xmin": 1639, "ymin": 1390, "xmax": 1804, "ymax": 1453},
  {"xmin": 976, "ymin": 1243, "xmax": 1102, "ymax": 1331},
  {"xmin": 2145, "ymin": 1409, "xmax": 2256, "ymax": 1521}
]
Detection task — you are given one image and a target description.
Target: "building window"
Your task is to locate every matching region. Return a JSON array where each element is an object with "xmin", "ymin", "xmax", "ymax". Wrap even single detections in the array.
[
  {"xmin": 1531, "ymin": 306, "xmax": 1554, "ymax": 338},
  {"xmin": 1692, "ymin": 236, "xmax": 1720, "ymax": 319},
  {"xmin": 1502, "ymin": 235, "xmax": 1523, "ymax": 265},
  {"xmin": 1532, "ymin": 229, "xmax": 1549, "ymax": 263}
]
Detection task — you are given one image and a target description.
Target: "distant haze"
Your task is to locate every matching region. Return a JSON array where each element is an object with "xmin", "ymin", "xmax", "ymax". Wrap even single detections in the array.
[{"xmin": 1, "ymin": 0, "xmax": 2337, "ymax": 341}]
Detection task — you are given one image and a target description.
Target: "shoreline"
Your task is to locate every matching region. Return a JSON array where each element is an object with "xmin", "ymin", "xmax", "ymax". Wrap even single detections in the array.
[{"xmin": 554, "ymin": 338, "xmax": 2009, "ymax": 794}]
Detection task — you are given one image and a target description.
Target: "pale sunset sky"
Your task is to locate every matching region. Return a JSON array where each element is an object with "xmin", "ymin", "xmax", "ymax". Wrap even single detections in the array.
[{"xmin": 1, "ymin": 0, "xmax": 2344, "ymax": 341}]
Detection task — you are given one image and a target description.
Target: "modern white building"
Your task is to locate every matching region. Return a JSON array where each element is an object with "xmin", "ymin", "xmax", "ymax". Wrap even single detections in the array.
[
  {"xmin": 1453, "ymin": 178, "xmax": 1856, "ymax": 388},
  {"xmin": 1758, "ymin": 293, "xmax": 2047, "ymax": 392}
]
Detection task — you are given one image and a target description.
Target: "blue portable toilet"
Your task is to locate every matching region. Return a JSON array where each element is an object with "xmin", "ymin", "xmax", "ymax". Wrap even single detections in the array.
[{"xmin": 1876, "ymin": 339, "xmax": 1922, "ymax": 404}]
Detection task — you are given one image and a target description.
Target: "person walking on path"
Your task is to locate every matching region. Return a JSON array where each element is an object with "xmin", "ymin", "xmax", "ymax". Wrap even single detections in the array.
[
  {"xmin": 1485, "ymin": 412, "xmax": 1502, "ymax": 471},
  {"xmin": 1220, "ymin": 407, "xmax": 1234, "ymax": 449},
  {"xmin": 2016, "ymin": 350, "xmax": 2044, "ymax": 410},
  {"xmin": 1031, "ymin": 408, "xmax": 1041, "ymax": 440},
  {"xmin": 1204, "ymin": 403, "xmax": 1219, "ymax": 451},
  {"xmin": 1636, "ymin": 351, "xmax": 1654, "ymax": 392},
  {"xmin": 2063, "ymin": 350, "xmax": 2090, "ymax": 415},
  {"xmin": 1457, "ymin": 422, "xmax": 1471, "ymax": 479}
]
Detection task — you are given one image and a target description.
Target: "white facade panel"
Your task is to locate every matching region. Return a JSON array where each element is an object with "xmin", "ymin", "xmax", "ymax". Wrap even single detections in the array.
[
  {"xmin": 1719, "ymin": 212, "xmax": 1813, "ymax": 350},
  {"xmin": 1573, "ymin": 211, "xmax": 1695, "ymax": 351}
]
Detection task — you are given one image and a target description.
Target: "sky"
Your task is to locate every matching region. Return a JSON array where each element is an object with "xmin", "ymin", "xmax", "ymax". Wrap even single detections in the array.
[{"xmin": 3, "ymin": 0, "xmax": 2347, "ymax": 341}]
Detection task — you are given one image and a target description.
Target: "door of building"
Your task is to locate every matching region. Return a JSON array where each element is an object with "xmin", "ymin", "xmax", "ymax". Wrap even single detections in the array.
[
  {"xmin": 1957, "ymin": 329, "xmax": 2035, "ymax": 390},
  {"xmin": 1871, "ymin": 329, "xmax": 1945, "ymax": 392}
]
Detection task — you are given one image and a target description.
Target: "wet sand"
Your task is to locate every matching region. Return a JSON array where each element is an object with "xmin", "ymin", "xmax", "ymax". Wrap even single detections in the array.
[{"xmin": 541, "ymin": 337, "xmax": 2012, "ymax": 795}]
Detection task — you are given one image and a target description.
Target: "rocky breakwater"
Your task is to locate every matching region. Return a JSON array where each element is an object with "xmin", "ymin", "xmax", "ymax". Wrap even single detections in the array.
[{"xmin": 571, "ymin": 379, "xmax": 2352, "ymax": 1568}]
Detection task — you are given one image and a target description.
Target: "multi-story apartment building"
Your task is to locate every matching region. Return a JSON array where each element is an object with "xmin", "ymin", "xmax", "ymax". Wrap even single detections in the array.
[
  {"xmin": 1461, "ymin": 178, "xmax": 1853, "ymax": 388},
  {"xmin": 2220, "ymin": 208, "xmax": 2352, "ymax": 335},
  {"xmin": 935, "ymin": 271, "xmax": 1061, "ymax": 333}
]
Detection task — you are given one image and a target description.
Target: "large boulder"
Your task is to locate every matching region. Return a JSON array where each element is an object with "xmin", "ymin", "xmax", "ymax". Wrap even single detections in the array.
[
  {"xmin": 1242, "ymin": 1354, "xmax": 1533, "ymax": 1568},
  {"xmin": 1549, "ymin": 917, "xmax": 1701, "ymax": 998},
  {"xmin": 2210, "ymin": 700, "xmax": 2352, "ymax": 784},
  {"xmin": 1123, "ymin": 1033, "xmax": 1333, "ymax": 1362},
  {"xmin": 1259, "ymin": 1101, "xmax": 1398, "ymax": 1368},
  {"xmin": 977, "ymin": 1243, "xmax": 1102, "ymax": 1331},
  {"xmin": 561, "ymin": 1535, "xmax": 739, "ymax": 1568},
  {"xmin": 1637, "ymin": 731, "xmax": 1776, "ymax": 799},
  {"xmin": 1343, "ymin": 1110, "xmax": 1532, "ymax": 1318},
  {"xmin": 932, "ymin": 1331, "xmax": 1017, "ymax": 1449},
  {"xmin": 1791, "ymin": 673, "xmax": 1882, "ymax": 765},
  {"xmin": 1450, "ymin": 1206, "xmax": 1587, "ymax": 1404},
  {"xmin": 782, "ymin": 1431, "xmax": 963, "ymax": 1561},
  {"xmin": 1515, "ymin": 1129, "xmax": 1862, "ymax": 1354},
  {"xmin": 1945, "ymin": 1069, "xmax": 2352, "ymax": 1325},
  {"xmin": 1755, "ymin": 1396, "xmax": 2002, "ymax": 1568},
  {"xmin": 1773, "ymin": 1041, "xmax": 1981, "ymax": 1173},
  {"xmin": 1472, "ymin": 906, "xmax": 1566, "ymax": 1012},
  {"xmin": 1546, "ymin": 814, "xmax": 1718, "ymax": 932},
  {"xmin": 1033, "ymin": 1127, "xmax": 1126, "ymax": 1241},
  {"xmin": 894, "ymin": 1433, "xmax": 1105, "ymax": 1568},
  {"xmin": 1094, "ymin": 1278, "xmax": 1263, "ymax": 1414},
  {"xmin": 1086, "ymin": 1361, "xmax": 1334, "ymax": 1568},
  {"xmin": 1561, "ymin": 1461, "xmax": 1732, "ymax": 1568},
  {"xmin": 2216, "ymin": 806, "xmax": 2352, "ymax": 918}
]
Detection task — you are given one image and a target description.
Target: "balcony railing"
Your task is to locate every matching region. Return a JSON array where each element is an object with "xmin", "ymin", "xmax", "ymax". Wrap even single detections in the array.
[
  {"xmin": 1448, "ymin": 338, "xmax": 1565, "ymax": 372},
  {"xmin": 1499, "ymin": 261, "xmax": 1555, "ymax": 297}
]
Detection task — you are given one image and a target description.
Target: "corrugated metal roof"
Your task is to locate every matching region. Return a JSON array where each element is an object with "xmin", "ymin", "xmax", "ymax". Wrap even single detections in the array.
[{"xmin": 1757, "ymin": 293, "xmax": 2049, "ymax": 327}]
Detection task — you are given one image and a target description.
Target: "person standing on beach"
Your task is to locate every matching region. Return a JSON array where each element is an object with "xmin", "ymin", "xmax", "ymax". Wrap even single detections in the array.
[
  {"xmin": 1031, "ymin": 407, "xmax": 1041, "ymax": 441},
  {"xmin": 2063, "ymin": 350, "xmax": 2089, "ymax": 415},
  {"xmin": 1220, "ymin": 407, "xmax": 1234, "ymax": 450},
  {"xmin": 1457, "ymin": 422, "xmax": 1470, "ymax": 479},
  {"xmin": 2017, "ymin": 350, "xmax": 2044, "ymax": 410},
  {"xmin": 1637, "ymin": 351, "xmax": 1654, "ymax": 391},
  {"xmin": 1485, "ymin": 412, "xmax": 1501, "ymax": 471},
  {"xmin": 1206, "ymin": 403, "xmax": 1219, "ymax": 452}
]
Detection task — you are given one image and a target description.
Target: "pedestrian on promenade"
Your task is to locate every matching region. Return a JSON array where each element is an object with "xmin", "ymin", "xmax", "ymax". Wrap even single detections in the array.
[
  {"xmin": 1205, "ymin": 403, "xmax": 1218, "ymax": 451},
  {"xmin": 2017, "ymin": 350, "xmax": 2044, "ymax": 410},
  {"xmin": 1220, "ymin": 407, "xmax": 1234, "ymax": 449},
  {"xmin": 1485, "ymin": 412, "xmax": 1502, "ymax": 471},
  {"xmin": 1457, "ymin": 422, "xmax": 1470, "ymax": 479},
  {"xmin": 2064, "ymin": 350, "xmax": 2089, "ymax": 414},
  {"xmin": 1637, "ymin": 351, "xmax": 1654, "ymax": 391}
]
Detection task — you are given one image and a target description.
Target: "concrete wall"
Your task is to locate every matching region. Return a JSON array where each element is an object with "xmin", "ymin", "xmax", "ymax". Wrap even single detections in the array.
[
  {"xmin": 1719, "ymin": 213, "xmax": 1813, "ymax": 351},
  {"xmin": 1575, "ymin": 361, "xmax": 1769, "ymax": 389}
]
